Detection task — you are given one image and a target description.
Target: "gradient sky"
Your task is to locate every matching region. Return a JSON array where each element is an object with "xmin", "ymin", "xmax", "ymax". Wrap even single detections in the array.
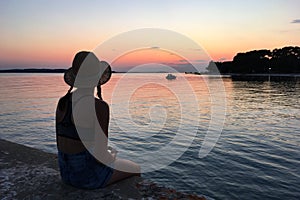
[{"xmin": 1, "ymin": 0, "xmax": 300, "ymax": 70}]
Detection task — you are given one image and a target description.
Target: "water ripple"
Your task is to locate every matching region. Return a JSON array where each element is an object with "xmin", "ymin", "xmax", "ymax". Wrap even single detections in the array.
[{"xmin": 0, "ymin": 74, "xmax": 299, "ymax": 199}]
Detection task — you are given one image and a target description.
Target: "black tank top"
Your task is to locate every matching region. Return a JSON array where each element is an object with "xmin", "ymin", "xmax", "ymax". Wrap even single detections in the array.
[{"xmin": 56, "ymin": 95, "xmax": 95, "ymax": 141}]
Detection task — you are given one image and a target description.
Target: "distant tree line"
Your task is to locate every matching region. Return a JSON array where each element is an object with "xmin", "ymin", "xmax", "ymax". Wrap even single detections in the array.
[{"xmin": 206, "ymin": 46, "xmax": 300, "ymax": 74}]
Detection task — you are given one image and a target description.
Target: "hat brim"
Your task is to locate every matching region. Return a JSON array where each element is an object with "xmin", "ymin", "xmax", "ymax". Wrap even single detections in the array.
[
  {"xmin": 99, "ymin": 64, "xmax": 112, "ymax": 85},
  {"xmin": 64, "ymin": 64, "xmax": 112, "ymax": 87}
]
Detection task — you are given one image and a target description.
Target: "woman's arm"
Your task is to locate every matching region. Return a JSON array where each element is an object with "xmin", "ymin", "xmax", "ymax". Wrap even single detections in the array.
[{"xmin": 56, "ymin": 96, "xmax": 68, "ymax": 123}]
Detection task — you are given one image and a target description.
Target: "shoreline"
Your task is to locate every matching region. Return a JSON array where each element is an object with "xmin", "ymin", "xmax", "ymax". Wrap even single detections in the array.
[
  {"xmin": 0, "ymin": 139, "xmax": 208, "ymax": 199},
  {"xmin": 0, "ymin": 69, "xmax": 300, "ymax": 77}
]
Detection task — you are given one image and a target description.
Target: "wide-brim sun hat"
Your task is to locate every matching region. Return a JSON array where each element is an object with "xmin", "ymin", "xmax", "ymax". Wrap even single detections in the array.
[{"xmin": 64, "ymin": 51, "xmax": 112, "ymax": 88}]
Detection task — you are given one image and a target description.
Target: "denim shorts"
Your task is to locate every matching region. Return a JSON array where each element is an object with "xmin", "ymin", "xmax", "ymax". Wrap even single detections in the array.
[{"xmin": 58, "ymin": 150, "xmax": 114, "ymax": 189}]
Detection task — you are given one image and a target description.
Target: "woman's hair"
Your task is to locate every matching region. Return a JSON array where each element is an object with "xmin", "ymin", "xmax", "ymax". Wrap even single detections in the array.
[
  {"xmin": 57, "ymin": 86, "xmax": 73, "ymax": 111},
  {"xmin": 58, "ymin": 85, "xmax": 103, "ymax": 112},
  {"xmin": 97, "ymin": 85, "xmax": 103, "ymax": 100}
]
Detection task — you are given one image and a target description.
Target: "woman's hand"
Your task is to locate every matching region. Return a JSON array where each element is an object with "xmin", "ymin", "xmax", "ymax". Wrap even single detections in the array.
[
  {"xmin": 108, "ymin": 146, "xmax": 118, "ymax": 161},
  {"xmin": 111, "ymin": 151, "xmax": 117, "ymax": 161}
]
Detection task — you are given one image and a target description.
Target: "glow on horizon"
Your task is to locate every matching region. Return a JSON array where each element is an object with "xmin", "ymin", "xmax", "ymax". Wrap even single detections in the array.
[
  {"xmin": 0, "ymin": 0, "xmax": 300, "ymax": 69},
  {"xmin": 111, "ymin": 48, "xmax": 200, "ymax": 72}
]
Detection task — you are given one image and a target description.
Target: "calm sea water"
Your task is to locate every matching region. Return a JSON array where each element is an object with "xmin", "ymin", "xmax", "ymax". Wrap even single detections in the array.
[{"xmin": 0, "ymin": 73, "xmax": 299, "ymax": 199}]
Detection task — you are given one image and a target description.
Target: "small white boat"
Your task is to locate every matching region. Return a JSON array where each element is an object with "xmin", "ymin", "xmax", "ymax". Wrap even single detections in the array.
[{"xmin": 166, "ymin": 73, "xmax": 176, "ymax": 80}]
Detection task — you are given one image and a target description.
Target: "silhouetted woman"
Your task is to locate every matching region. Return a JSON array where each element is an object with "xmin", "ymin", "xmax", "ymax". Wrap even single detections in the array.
[{"xmin": 56, "ymin": 51, "xmax": 140, "ymax": 189}]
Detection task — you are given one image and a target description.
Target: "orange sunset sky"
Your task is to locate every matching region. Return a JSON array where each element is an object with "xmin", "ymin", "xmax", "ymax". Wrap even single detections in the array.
[{"xmin": 1, "ymin": 0, "xmax": 300, "ymax": 71}]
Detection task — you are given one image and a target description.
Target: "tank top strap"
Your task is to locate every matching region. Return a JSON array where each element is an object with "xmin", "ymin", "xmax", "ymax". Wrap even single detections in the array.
[{"xmin": 56, "ymin": 94, "xmax": 95, "ymax": 141}]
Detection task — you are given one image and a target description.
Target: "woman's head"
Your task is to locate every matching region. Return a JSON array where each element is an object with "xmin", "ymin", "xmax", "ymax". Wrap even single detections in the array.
[{"xmin": 64, "ymin": 51, "xmax": 112, "ymax": 89}]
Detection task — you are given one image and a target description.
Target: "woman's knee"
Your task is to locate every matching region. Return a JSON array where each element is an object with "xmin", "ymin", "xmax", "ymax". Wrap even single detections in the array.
[
  {"xmin": 134, "ymin": 163, "xmax": 141, "ymax": 174},
  {"xmin": 114, "ymin": 158, "xmax": 141, "ymax": 174}
]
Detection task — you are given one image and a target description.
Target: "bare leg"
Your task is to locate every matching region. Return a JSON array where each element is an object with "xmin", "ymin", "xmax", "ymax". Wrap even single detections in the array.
[{"xmin": 105, "ymin": 158, "xmax": 141, "ymax": 186}]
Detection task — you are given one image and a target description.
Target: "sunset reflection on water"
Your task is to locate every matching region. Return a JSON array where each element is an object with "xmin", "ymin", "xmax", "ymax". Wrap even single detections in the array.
[{"xmin": 1, "ymin": 73, "xmax": 299, "ymax": 199}]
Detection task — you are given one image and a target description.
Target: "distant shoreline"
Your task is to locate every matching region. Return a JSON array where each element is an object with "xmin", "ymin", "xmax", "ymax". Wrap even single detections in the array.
[
  {"xmin": 1, "ymin": 69, "xmax": 300, "ymax": 80},
  {"xmin": 0, "ymin": 68, "xmax": 67, "ymax": 73},
  {"xmin": 0, "ymin": 69, "xmax": 118, "ymax": 73}
]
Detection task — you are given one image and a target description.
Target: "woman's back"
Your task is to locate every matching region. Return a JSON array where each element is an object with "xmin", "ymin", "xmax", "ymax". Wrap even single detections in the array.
[{"xmin": 56, "ymin": 94, "xmax": 113, "ymax": 189}]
